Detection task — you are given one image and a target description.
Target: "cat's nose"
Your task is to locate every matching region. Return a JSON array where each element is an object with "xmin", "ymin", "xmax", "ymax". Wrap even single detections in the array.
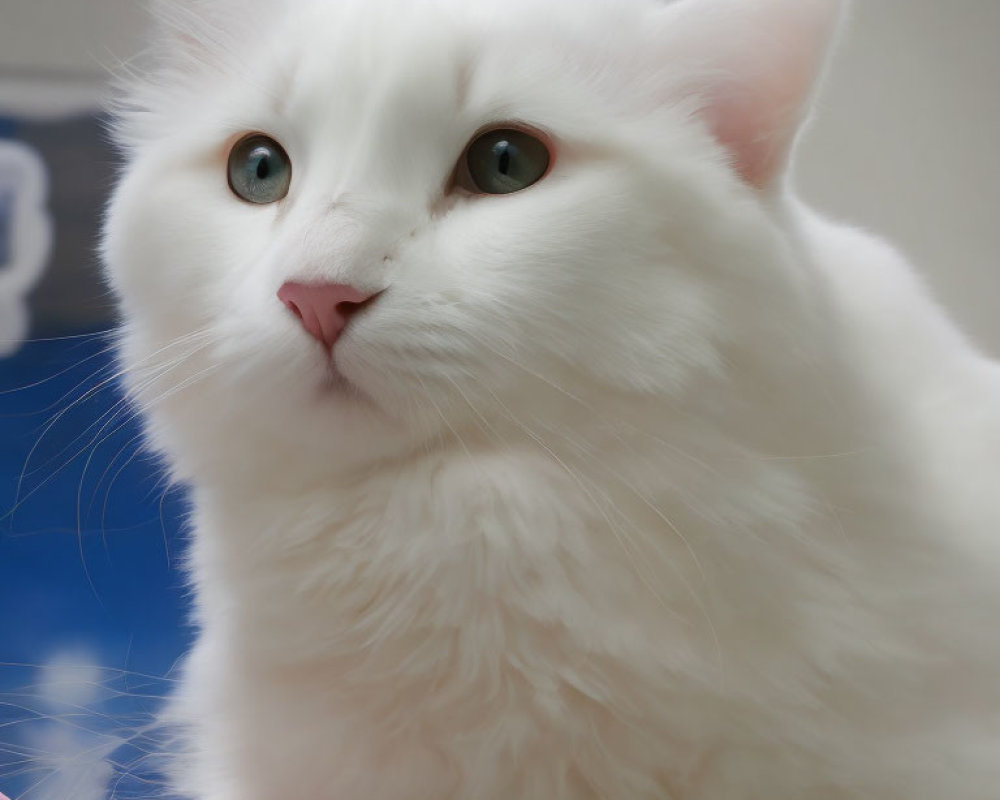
[{"xmin": 277, "ymin": 281, "xmax": 377, "ymax": 350}]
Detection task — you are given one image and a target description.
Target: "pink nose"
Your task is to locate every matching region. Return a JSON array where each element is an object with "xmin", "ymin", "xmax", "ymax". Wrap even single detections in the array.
[{"xmin": 278, "ymin": 281, "xmax": 376, "ymax": 350}]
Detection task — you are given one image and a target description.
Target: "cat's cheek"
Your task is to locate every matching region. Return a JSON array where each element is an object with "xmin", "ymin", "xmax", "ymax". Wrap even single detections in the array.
[
  {"xmin": 106, "ymin": 156, "xmax": 271, "ymax": 339},
  {"xmin": 105, "ymin": 163, "xmax": 215, "ymax": 325},
  {"xmin": 103, "ymin": 173, "xmax": 164, "ymax": 317}
]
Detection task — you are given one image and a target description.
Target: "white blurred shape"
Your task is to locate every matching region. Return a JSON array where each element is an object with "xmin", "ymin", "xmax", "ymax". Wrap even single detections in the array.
[
  {"xmin": 18, "ymin": 652, "xmax": 120, "ymax": 800},
  {"xmin": 37, "ymin": 653, "xmax": 106, "ymax": 712},
  {"xmin": 0, "ymin": 139, "xmax": 52, "ymax": 357}
]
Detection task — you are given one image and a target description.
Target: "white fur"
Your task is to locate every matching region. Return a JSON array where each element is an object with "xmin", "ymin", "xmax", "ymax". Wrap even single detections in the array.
[{"xmin": 102, "ymin": 0, "xmax": 1000, "ymax": 797}]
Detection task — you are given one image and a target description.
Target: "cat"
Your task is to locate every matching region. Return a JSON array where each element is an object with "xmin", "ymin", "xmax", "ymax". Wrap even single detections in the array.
[{"xmin": 101, "ymin": 0, "xmax": 1000, "ymax": 797}]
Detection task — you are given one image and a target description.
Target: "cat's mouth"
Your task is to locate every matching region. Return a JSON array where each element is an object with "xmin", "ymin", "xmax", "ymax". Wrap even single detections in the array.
[
  {"xmin": 321, "ymin": 362, "xmax": 354, "ymax": 392},
  {"xmin": 277, "ymin": 280, "xmax": 387, "ymax": 400},
  {"xmin": 316, "ymin": 353, "xmax": 377, "ymax": 407}
]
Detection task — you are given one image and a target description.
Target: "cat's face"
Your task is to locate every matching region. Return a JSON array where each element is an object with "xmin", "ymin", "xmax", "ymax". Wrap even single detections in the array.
[{"xmin": 103, "ymin": 0, "xmax": 840, "ymax": 480}]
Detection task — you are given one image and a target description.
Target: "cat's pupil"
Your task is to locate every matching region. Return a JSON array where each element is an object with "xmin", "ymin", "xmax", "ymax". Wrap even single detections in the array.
[
  {"xmin": 255, "ymin": 153, "xmax": 271, "ymax": 180},
  {"xmin": 495, "ymin": 142, "xmax": 513, "ymax": 176}
]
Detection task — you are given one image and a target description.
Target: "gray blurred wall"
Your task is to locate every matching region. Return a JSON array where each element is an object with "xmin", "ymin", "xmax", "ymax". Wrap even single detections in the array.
[
  {"xmin": 2, "ymin": 0, "xmax": 997, "ymax": 352},
  {"xmin": 1, "ymin": 0, "xmax": 146, "ymax": 78}
]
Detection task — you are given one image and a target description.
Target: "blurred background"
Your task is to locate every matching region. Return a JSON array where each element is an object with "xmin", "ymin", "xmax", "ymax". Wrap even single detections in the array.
[{"xmin": 0, "ymin": 1, "xmax": 998, "ymax": 797}]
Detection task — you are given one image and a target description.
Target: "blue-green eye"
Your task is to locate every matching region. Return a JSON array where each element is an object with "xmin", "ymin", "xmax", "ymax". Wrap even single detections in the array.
[
  {"xmin": 463, "ymin": 128, "xmax": 551, "ymax": 195},
  {"xmin": 227, "ymin": 133, "xmax": 292, "ymax": 204}
]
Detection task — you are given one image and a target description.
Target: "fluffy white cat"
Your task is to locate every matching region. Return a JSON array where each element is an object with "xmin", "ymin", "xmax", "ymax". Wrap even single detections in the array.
[{"xmin": 102, "ymin": 0, "xmax": 1000, "ymax": 797}]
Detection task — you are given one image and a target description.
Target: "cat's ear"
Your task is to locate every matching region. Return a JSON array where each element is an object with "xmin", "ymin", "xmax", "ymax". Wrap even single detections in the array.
[{"xmin": 657, "ymin": 0, "xmax": 845, "ymax": 189}]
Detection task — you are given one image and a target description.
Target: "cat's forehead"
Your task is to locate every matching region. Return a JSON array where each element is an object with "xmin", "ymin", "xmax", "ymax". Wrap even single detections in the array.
[
  {"xmin": 258, "ymin": 0, "xmax": 651, "ymax": 124},
  {"xmin": 272, "ymin": 2, "xmax": 469, "ymax": 120}
]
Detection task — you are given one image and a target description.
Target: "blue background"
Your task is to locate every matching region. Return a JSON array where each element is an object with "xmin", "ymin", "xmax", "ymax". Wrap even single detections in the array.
[{"xmin": 1, "ymin": 113, "xmax": 190, "ymax": 798}]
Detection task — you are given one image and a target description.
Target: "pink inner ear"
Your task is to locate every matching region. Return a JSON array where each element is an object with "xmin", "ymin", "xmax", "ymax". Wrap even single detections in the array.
[
  {"xmin": 707, "ymin": 67, "xmax": 816, "ymax": 188},
  {"xmin": 671, "ymin": 0, "xmax": 843, "ymax": 189}
]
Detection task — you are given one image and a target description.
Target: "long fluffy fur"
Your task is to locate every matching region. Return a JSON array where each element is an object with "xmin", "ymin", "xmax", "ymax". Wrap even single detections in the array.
[{"xmin": 102, "ymin": 0, "xmax": 1000, "ymax": 797}]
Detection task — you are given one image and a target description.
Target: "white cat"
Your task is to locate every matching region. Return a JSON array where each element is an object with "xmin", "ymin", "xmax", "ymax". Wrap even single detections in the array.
[{"xmin": 102, "ymin": 0, "xmax": 1000, "ymax": 797}]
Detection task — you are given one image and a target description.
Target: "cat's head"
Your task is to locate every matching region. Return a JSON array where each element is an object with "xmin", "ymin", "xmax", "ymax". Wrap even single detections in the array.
[{"xmin": 103, "ymin": 0, "xmax": 844, "ymax": 483}]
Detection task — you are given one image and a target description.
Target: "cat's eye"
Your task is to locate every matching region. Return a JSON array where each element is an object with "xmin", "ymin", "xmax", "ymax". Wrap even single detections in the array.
[
  {"xmin": 227, "ymin": 133, "xmax": 292, "ymax": 204},
  {"xmin": 460, "ymin": 128, "xmax": 551, "ymax": 195}
]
